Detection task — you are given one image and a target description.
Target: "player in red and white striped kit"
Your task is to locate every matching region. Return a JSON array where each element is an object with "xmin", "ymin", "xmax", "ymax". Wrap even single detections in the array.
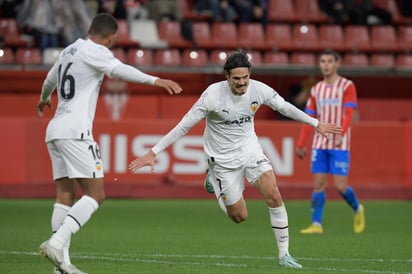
[{"xmin": 296, "ymin": 50, "xmax": 365, "ymax": 234}]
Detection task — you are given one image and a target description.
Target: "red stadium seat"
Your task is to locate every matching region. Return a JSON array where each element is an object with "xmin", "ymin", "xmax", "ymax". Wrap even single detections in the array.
[
  {"xmin": 319, "ymin": 25, "xmax": 346, "ymax": 52},
  {"xmin": 292, "ymin": 24, "xmax": 320, "ymax": 52},
  {"xmin": 267, "ymin": 0, "xmax": 298, "ymax": 23},
  {"xmin": 263, "ymin": 51, "xmax": 289, "ymax": 66},
  {"xmin": 0, "ymin": 18, "xmax": 31, "ymax": 48},
  {"xmin": 370, "ymin": 25, "xmax": 400, "ymax": 53},
  {"xmin": 238, "ymin": 23, "xmax": 269, "ymax": 51},
  {"xmin": 127, "ymin": 48, "xmax": 153, "ymax": 67},
  {"xmin": 154, "ymin": 49, "xmax": 182, "ymax": 67},
  {"xmin": 290, "ymin": 52, "xmax": 316, "ymax": 66},
  {"xmin": 246, "ymin": 50, "xmax": 262, "ymax": 66},
  {"xmin": 342, "ymin": 53, "xmax": 369, "ymax": 67},
  {"xmin": 209, "ymin": 50, "xmax": 230, "ymax": 65},
  {"xmin": 211, "ymin": 22, "xmax": 239, "ymax": 50},
  {"xmin": 370, "ymin": 53, "xmax": 395, "ymax": 68},
  {"xmin": 15, "ymin": 48, "xmax": 42, "ymax": 65},
  {"xmin": 192, "ymin": 22, "xmax": 214, "ymax": 49},
  {"xmin": 158, "ymin": 21, "xmax": 193, "ymax": 49},
  {"xmin": 398, "ymin": 26, "xmax": 412, "ymax": 52},
  {"xmin": 396, "ymin": 54, "xmax": 412, "ymax": 69},
  {"xmin": 182, "ymin": 49, "xmax": 208, "ymax": 67},
  {"xmin": 266, "ymin": 24, "xmax": 294, "ymax": 51},
  {"xmin": 344, "ymin": 25, "xmax": 372, "ymax": 53},
  {"xmin": 295, "ymin": 0, "xmax": 330, "ymax": 24},
  {"xmin": 0, "ymin": 48, "xmax": 15, "ymax": 64}
]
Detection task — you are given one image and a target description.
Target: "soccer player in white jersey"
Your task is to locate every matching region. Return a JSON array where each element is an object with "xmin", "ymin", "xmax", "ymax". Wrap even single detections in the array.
[
  {"xmin": 128, "ymin": 50, "xmax": 342, "ymax": 269},
  {"xmin": 296, "ymin": 50, "xmax": 365, "ymax": 235},
  {"xmin": 36, "ymin": 13, "xmax": 182, "ymax": 274}
]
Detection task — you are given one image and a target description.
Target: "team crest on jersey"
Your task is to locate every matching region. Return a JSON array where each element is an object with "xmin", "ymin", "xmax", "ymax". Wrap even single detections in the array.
[
  {"xmin": 95, "ymin": 162, "xmax": 102, "ymax": 171},
  {"xmin": 250, "ymin": 101, "xmax": 259, "ymax": 112}
]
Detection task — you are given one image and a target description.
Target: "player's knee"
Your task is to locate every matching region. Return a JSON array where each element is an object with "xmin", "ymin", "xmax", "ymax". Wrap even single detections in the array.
[
  {"xmin": 313, "ymin": 182, "xmax": 327, "ymax": 192},
  {"xmin": 333, "ymin": 181, "xmax": 348, "ymax": 193},
  {"xmin": 229, "ymin": 212, "xmax": 248, "ymax": 223}
]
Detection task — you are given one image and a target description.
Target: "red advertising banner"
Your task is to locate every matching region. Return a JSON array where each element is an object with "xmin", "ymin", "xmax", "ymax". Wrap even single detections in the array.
[{"xmin": 1, "ymin": 118, "xmax": 410, "ymax": 188}]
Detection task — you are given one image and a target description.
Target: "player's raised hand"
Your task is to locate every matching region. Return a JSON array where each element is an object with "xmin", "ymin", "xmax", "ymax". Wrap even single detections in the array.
[
  {"xmin": 154, "ymin": 79, "xmax": 183, "ymax": 95},
  {"xmin": 37, "ymin": 99, "xmax": 52, "ymax": 117},
  {"xmin": 316, "ymin": 122, "xmax": 342, "ymax": 139},
  {"xmin": 128, "ymin": 150, "xmax": 157, "ymax": 173},
  {"xmin": 295, "ymin": 147, "xmax": 307, "ymax": 159}
]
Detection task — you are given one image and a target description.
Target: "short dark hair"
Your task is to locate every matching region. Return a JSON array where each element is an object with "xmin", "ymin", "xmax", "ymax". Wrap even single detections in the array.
[
  {"xmin": 88, "ymin": 13, "xmax": 118, "ymax": 38},
  {"xmin": 321, "ymin": 49, "xmax": 340, "ymax": 61},
  {"xmin": 223, "ymin": 50, "xmax": 251, "ymax": 73}
]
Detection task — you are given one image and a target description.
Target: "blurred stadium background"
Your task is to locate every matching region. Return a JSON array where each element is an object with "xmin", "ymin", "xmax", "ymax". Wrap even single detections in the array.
[{"xmin": 0, "ymin": 0, "xmax": 411, "ymax": 200}]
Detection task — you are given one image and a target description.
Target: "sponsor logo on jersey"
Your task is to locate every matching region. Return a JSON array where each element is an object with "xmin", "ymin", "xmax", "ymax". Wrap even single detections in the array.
[{"xmin": 224, "ymin": 115, "xmax": 251, "ymax": 125}]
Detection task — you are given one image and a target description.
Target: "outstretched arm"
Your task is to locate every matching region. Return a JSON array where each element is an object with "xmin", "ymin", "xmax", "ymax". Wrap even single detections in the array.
[
  {"xmin": 128, "ymin": 122, "xmax": 192, "ymax": 173},
  {"xmin": 112, "ymin": 63, "xmax": 182, "ymax": 95},
  {"xmin": 129, "ymin": 149, "xmax": 157, "ymax": 173}
]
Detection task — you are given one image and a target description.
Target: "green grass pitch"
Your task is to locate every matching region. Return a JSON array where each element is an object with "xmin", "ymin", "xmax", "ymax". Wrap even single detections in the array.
[{"xmin": 0, "ymin": 198, "xmax": 411, "ymax": 273}]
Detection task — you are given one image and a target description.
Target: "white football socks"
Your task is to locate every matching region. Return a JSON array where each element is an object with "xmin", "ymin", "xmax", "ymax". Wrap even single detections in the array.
[
  {"xmin": 269, "ymin": 204, "xmax": 289, "ymax": 259},
  {"xmin": 51, "ymin": 203, "xmax": 72, "ymax": 265},
  {"xmin": 50, "ymin": 195, "xmax": 99, "ymax": 249}
]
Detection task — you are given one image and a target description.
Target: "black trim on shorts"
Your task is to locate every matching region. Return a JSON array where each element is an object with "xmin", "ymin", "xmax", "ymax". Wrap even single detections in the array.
[{"xmin": 208, "ymin": 157, "xmax": 215, "ymax": 163}]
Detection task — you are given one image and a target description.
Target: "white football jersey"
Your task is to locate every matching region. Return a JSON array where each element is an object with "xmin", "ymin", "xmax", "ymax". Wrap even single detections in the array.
[
  {"xmin": 44, "ymin": 38, "xmax": 122, "ymax": 142},
  {"xmin": 153, "ymin": 79, "xmax": 317, "ymax": 168}
]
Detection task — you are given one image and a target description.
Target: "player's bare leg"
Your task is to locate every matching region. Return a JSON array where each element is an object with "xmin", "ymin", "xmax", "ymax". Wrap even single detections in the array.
[{"xmin": 254, "ymin": 171, "xmax": 302, "ymax": 268}]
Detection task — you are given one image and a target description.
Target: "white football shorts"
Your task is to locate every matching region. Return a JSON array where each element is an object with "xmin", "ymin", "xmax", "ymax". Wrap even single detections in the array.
[
  {"xmin": 47, "ymin": 139, "xmax": 104, "ymax": 180},
  {"xmin": 208, "ymin": 152, "xmax": 272, "ymax": 206}
]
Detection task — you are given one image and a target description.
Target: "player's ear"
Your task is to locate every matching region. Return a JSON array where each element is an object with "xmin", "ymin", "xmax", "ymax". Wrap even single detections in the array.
[
  {"xmin": 107, "ymin": 33, "xmax": 117, "ymax": 48},
  {"xmin": 224, "ymin": 70, "xmax": 230, "ymax": 79}
]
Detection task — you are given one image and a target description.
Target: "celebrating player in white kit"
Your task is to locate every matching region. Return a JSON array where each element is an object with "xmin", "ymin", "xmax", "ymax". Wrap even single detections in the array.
[
  {"xmin": 129, "ymin": 50, "xmax": 342, "ymax": 269},
  {"xmin": 37, "ymin": 13, "xmax": 182, "ymax": 274}
]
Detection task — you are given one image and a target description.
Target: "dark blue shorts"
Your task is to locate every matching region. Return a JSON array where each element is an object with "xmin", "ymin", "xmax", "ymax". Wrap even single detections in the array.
[{"xmin": 311, "ymin": 149, "xmax": 350, "ymax": 176}]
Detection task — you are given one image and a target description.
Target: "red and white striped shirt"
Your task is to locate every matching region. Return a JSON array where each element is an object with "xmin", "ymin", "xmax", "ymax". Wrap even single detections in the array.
[{"xmin": 303, "ymin": 76, "xmax": 357, "ymax": 151}]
